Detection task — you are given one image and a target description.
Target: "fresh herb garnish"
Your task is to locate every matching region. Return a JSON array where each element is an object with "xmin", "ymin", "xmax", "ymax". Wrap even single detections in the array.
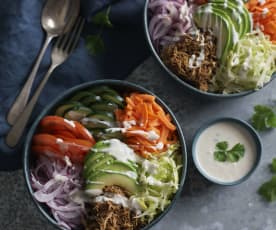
[
  {"xmin": 86, "ymin": 35, "xmax": 105, "ymax": 55},
  {"xmin": 86, "ymin": 6, "xmax": 112, "ymax": 55},
  {"xmin": 258, "ymin": 176, "xmax": 276, "ymax": 202},
  {"xmin": 271, "ymin": 158, "xmax": 276, "ymax": 173},
  {"xmin": 214, "ymin": 141, "xmax": 245, "ymax": 163},
  {"xmin": 251, "ymin": 105, "xmax": 276, "ymax": 131},
  {"xmin": 258, "ymin": 158, "xmax": 276, "ymax": 202},
  {"xmin": 91, "ymin": 6, "xmax": 112, "ymax": 28}
]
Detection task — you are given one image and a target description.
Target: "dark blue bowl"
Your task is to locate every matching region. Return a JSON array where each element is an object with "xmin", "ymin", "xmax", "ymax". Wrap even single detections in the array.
[
  {"xmin": 143, "ymin": 0, "xmax": 276, "ymax": 99},
  {"xmin": 192, "ymin": 117, "xmax": 262, "ymax": 185},
  {"xmin": 23, "ymin": 80, "xmax": 187, "ymax": 230}
]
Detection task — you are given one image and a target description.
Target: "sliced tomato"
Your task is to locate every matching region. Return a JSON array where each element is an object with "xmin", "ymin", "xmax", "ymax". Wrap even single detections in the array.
[
  {"xmin": 38, "ymin": 115, "xmax": 95, "ymax": 143},
  {"xmin": 32, "ymin": 133, "xmax": 93, "ymax": 164}
]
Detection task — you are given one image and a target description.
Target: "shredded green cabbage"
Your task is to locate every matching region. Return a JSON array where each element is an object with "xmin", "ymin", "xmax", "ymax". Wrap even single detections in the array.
[
  {"xmin": 132, "ymin": 143, "xmax": 182, "ymax": 222},
  {"xmin": 213, "ymin": 31, "xmax": 276, "ymax": 93}
]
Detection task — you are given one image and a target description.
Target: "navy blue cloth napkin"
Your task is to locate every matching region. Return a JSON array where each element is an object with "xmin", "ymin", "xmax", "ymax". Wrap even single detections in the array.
[{"xmin": 0, "ymin": 0, "xmax": 149, "ymax": 170}]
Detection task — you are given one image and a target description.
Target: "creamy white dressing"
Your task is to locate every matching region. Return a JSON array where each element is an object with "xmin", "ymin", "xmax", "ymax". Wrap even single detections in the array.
[
  {"xmin": 188, "ymin": 54, "xmax": 197, "ymax": 68},
  {"xmin": 258, "ymin": 0, "xmax": 266, "ymax": 5},
  {"xmin": 56, "ymin": 138, "xmax": 63, "ymax": 144},
  {"xmin": 81, "ymin": 117, "xmax": 113, "ymax": 127},
  {"xmin": 100, "ymin": 139, "xmax": 141, "ymax": 163},
  {"xmin": 64, "ymin": 118, "xmax": 76, "ymax": 128},
  {"xmin": 262, "ymin": 8, "xmax": 269, "ymax": 17},
  {"xmin": 126, "ymin": 130, "xmax": 159, "ymax": 141},
  {"xmin": 100, "ymin": 169, "xmax": 138, "ymax": 180},
  {"xmin": 64, "ymin": 156, "xmax": 72, "ymax": 167},
  {"xmin": 142, "ymin": 160, "xmax": 158, "ymax": 174},
  {"xmin": 122, "ymin": 120, "xmax": 136, "ymax": 129},
  {"xmin": 93, "ymin": 193, "xmax": 142, "ymax": 214},
  {"xmin": 195, "ymin": 121, "xmax": 257, "ymax": 183},
  {"xmin": 155, "ymin": 142, "xmax": 164, "ymax": 150},
  {"xmin": 85, "ymin": 189, "xmax": 103, "ymax": 197}
]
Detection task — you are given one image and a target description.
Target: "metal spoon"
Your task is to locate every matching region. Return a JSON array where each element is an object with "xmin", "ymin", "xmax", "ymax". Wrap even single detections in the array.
[{"xmin": 7, "ymin": 0, "xmax": 79, "ymax": 125}]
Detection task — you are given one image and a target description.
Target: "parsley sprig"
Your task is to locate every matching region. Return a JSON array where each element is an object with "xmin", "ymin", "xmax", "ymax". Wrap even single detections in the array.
[
  {"xmin": 251, "ymin": 105, "xmax": 276, "ymax": 131},
  {"xmin": 86, "ymin": 6, "xmax": 112, "ymax": 55},
  {"xmin": 258, "ymin": 158, "xmax": 276, "ymax": 202},
  {"xmin": 214, "ymin": 141, "xmax": 245, "ymax": 163}
]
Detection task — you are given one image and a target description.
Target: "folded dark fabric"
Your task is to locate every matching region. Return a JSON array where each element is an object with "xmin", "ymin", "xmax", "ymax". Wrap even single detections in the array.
[{"xmin": 0, "ymin": 0, "xmax": 149, "ymax": 170}]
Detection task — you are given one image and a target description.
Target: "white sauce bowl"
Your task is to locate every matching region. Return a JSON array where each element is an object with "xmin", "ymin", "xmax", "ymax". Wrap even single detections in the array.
[{"xmin": 192, "ymin": 118, "xmax": 262, "ymax": 185}]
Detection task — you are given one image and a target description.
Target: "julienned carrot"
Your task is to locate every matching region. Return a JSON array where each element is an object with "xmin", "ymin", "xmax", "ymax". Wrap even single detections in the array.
[
  {"xmin": 115, "ymin": 93, "xmax": 177, "ymax": 158},
  {"xmin": 246, "ymin": 0, "xmax": 276, "ymax": 43}
]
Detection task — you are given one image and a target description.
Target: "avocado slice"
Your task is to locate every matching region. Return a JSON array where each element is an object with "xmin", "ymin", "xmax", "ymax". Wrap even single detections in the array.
[
  {"xmin": 209, "ymin": 0, "xmax": 252, "ymax": 36},
  {"xmin": 210, "ymin": 3, "xmax": 243, "ymax": 36},
  {"xmin": 83, "ymin": 155, "xmax": 115, "ymax": 178},
  {"xmin": 84, "ymin": 151, "xmax": 106, "ymax": 168},
  {"xmin": 194, "ymin": 5, "xmax": 236, "ymax": 61},
  {"xmin": 85, "ymin": 172, "xmax": 139, "ymax": 195},
  {"xmin": 85, "ymin": 161, "xmax": 138, "ymax": 180}
]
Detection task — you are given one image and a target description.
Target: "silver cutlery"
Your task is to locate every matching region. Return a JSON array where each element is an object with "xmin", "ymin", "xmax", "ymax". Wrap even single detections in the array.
[
  {"xmin": 6, "ymin": 17, "xmax": 85, "ymax": 148},
  {"xmin": 7, "ymin": 0, "xmax": 80, "ymax": 125}
]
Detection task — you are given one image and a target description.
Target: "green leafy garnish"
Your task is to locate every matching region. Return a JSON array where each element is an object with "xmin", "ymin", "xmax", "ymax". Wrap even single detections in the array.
[
  {"xmin": 251, "ymin": 105, "xmax": 276, "ymax": 131},
  {"xmin": 86, "ymin": 6, "xmax": 113, "ymax": 55},
  {"xmin": 214, "ymin": 141, "xmax": 245, "ymax": 163},
  {"xmin": 271, "ymin": 158, "xmax": 276, "ymax": 173},
  {"xmin": 258, "ymin": 176, "xmax": 276, "ymax": 202},
  {"xmin": 91, "ymin": 6, "xmax": 112, "ymax": 28},
  {"xmin": 86, "ymin": 35, "xmax": 105, "ymax": 55}
]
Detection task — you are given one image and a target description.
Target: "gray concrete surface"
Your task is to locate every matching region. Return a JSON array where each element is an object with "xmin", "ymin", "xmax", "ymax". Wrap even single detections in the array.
[{"xmin": 0, "ymin": 57, "xmax": 276, "ymax": 230}]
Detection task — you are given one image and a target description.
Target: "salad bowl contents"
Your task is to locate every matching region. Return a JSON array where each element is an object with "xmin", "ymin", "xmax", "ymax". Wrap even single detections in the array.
[
  {"xmin": 145, "ymin": 0, "xmax": 276, "ymax": 96},
  {"xmin": 24, "ymin": 80, "xmax": 187, "ymax": 230},
  {"xmin": 192, "ymin": 118, "xmax": 262, "ymax": 185}
]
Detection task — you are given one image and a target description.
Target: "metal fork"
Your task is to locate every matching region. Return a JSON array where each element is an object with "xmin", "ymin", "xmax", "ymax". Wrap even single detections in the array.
[{"xmin": 6, "ymin": 17, "xmax": 85, "ymax": 148}]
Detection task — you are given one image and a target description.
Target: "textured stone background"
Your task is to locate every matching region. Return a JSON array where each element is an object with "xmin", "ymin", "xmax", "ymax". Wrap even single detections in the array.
[{"xmin": 1, "ymin": 57, "xmax": 275, "ymax": 230}]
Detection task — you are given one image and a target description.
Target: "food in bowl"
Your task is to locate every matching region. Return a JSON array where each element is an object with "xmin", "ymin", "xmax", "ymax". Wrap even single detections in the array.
[
  {"xmin": 192, "ymin": 118, "xmax": 261, "ymax": 184},
  {"xmin": 147, "ymin": 0, "xmax": 276, "ymax": 94},
  {"xmin": 29, "ymin": 85, "xmax": 183, "ymax": 229}
]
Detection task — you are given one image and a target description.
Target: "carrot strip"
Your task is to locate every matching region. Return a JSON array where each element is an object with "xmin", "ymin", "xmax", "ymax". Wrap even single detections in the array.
[
  {"xmin": 246, "ymin": 0, "xmax": 276, "ymax": 43},
  {"xmin": 116, "ymin": 93, "xmax": 177, "ymax": 158}
]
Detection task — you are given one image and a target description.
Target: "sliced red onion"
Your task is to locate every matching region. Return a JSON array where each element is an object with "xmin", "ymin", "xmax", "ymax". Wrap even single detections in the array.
[
  {"xmin": 148, "ymin": 0, "xmax": 196, "ymax": 50},
  {"xmin": 31, "ymin": 156, "xmax": 83, "ymax": 230}
]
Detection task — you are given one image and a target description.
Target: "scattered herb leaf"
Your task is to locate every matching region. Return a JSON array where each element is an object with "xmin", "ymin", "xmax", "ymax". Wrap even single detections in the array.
[
  {"xmin": 251, "ymin": 105, "xmax": 276, "ymax": 131},
  {"xmin": 91, "ymin": 6, "xmax": 112, "ymax": 28},
  {"xmin": 214, "ymin": 141, "xmax": 245, "ymax": 163},
  {"xmin": 86, "ymin": 6, "xmax": 112, "ymax": 55},
  {"xmin": 86, "ymin": 35, "xmax": 105, "ymax": 55},
  {"xmin": 258, "ymin": 175, "xmax": 276, "ymax": 202},
  {"xmin": 271, "ymin": 158, "xmax": 276, "ymax": 173}
]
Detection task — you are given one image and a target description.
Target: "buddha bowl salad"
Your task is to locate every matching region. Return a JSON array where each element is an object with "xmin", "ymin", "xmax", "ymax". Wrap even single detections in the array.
[
  {"xmin": 148, "ymin": 0, "xmax": 276, "ymax": 93},
  {"xmin": 30, "ymin": 85, "xmax": 183, "ymax": 230}
]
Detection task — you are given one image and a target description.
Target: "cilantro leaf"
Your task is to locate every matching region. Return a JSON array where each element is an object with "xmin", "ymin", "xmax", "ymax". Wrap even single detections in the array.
[
  {"xmin": 271, "ymin": 158, "xmax": 276, "ymax": 173},
  {"xmin": 214, "ymin": 151, "xmax": 227, "ymax": 162},
  {"xmin": 251, "ymin": 105, "xmax": 276, "ymax": 131},
  {"xmin": 258, "ymin": 176, "xmax": 276, "ymax": 202},
  {"xmin": 214, "ymin": 141, "xmax": 245, "ymax": 163},
  {"xmin": 216, "ymin": 141, "xmax": 228, "ymax": 151},
  {"xmin": 91, "ymin": 6, "xmax": 112, "ymax": 28},
  {"xmin": 86, "ymin": 35, "xmax": 105, "ymax": 55}
]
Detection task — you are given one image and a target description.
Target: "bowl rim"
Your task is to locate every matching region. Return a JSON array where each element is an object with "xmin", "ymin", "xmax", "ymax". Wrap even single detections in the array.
[
  {"xmin": 143, "ymin": 0, "xmax": 276, "ymax": 98},
  {"xmin": 23, "ymin": 79, "xmax": 188, "ymax": 230},
  {"xmin": 191, "ymin": 117, "xmax": 262, "ymax": 186}
]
